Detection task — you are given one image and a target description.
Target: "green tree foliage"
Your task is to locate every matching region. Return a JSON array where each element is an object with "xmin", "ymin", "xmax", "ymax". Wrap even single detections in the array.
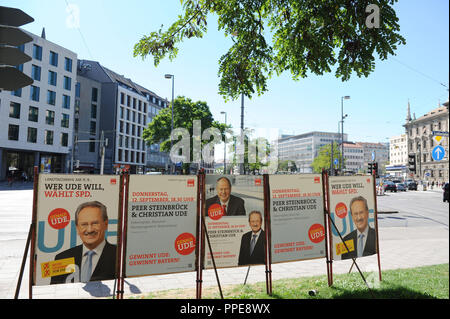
[
  {"xmin": 142, "ymin": 96, "xmax": 229, "ymax": 171},
  {"xmin": 134, "ymin": 0, "xmax": 405, "ymax": 101},
  {"xmin": 278, "ymin": 160, "xmax": 297, "ymax": 172},
  {"xmin": 311, "ymin": 142, "xmax": 342, "ymax": 173}
]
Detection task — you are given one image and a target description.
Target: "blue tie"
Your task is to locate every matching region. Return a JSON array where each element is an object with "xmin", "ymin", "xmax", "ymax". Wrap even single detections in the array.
[
  {"xmin": 250, "ymin": 234, "xmax": 257, "ymax": 255},
  {"xmin": 357, "ymin": 234, "xmax": 365, "ymax": 257},
  {"xmin": 81, "ymin": 250, "xmax": 95, "ymax": 282}
]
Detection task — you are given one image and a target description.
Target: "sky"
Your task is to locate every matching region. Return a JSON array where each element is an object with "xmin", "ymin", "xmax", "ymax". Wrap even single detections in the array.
[{"xmin": 4, "ymin": 0, "xmax": 449, "ymax": 146}]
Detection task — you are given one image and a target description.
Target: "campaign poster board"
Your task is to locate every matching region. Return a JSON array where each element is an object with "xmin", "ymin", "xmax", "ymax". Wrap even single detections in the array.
[
  {"xmin": 34, "ymin": 174, "xmax": 121, "ymax": 286},
  {"xmin": 125, "ymin": 175, "xmax": 198, "ymax": 277},
  {"xmin": 328, "ymin": 175, "xmax": 378, "ymax": 261},
  {"xmin": 204, "ymin": 175, "xmax": 265, "ymax": 269},
  {"xmin": 269, "ymin": 174, "xmax": 326, "ymax": 263}
]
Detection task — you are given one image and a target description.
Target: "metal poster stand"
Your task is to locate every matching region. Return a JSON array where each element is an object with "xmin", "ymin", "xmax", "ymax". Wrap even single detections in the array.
[
  {"xmin": 263, "ymin": 174, "xmax": 272, "ymax": 296},
  {"xmin": 324, "ymin": 172, "xmax": 378, "ymax": 298},
  {"xmin": 196, "ymin": 171, "xmax": 205, "ymax": 299},
  {"xmin": 113, "ymin": 173, "xmax": 126, "ymax": 299},
  {"xmin": 117, "ymin": 172, "xmax": 129, "ymax": 299},
  {"xmin": 14, "ymin": 166, "xmax": 39, "ymax": 299},
  {"xmin": 321, "ymin": 171, "xmax": 332, "ymax": 287}
]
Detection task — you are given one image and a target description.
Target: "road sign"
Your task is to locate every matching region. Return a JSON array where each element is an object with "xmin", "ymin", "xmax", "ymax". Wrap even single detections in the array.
[
  {"xmin": 371, "ymin": 151, "xmax": 375, "ymax": 161},
  {"xmin": 432, "ymin": 131, "xmax": 449, "ymax": 137},
  {"xmin": 432, "ymin": 145, "xmax": 445, "ymax": 161},
  {"xmin": 433, "ymin": 135, "xmax": 444, "ymax": 145},
  {"xmin": 334, "ymin": 158, "xmax": 338, "ymax": 165}
]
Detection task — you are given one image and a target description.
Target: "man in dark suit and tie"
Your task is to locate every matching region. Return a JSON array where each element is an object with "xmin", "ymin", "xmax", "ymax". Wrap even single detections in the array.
[
  {"xmin": 206, "ymin": 177, "xmax": 246, "ymax": 216},
  {"xmin": 340, "ymin": 196, "xmax": 377, "ymax": 260},
  {"xmin": 50, "ymin": 201, "xmax": 117, "ymax": 284},
  {"xmin": 238, "ymin": 211, "xmax": 265, "ymax": 266}
]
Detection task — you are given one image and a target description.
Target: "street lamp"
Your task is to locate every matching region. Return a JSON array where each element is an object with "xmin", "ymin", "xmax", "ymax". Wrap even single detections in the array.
[
  {"xmin": 165, "ymin": 74, "xmax": 174, "ymax": 173},
  {"xmin": 341, "ymin": 95, "xmax": 350, "ymax": 174},
  {"xmin": 220, "ymin": 111, "xmax": 227, "ymax": 174}
]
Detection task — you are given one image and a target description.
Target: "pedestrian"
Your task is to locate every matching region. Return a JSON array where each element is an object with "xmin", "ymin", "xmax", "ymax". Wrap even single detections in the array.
[
  {"xmin": 7, "ymin": 173, "xmax": 13, "ymax": 187},
  {"xmin": 431, "ymin": 181, "xmax": 434, "ymax": 189}
]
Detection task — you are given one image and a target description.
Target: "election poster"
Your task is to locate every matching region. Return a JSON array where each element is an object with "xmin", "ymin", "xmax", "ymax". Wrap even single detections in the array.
[
  {"xmin": 269, "ymin": 174, "xmax": 326, "ymax": 263},
  {"xmin": 125, "ymin": 175, "xmax": 198, "ymax": 277},
  {"xmin": 204, "ymin": 175, "xmax": 265, "ymax": 269},
  {"xmin": 34, "ymin": 174, "xmax": 121, "ymax": 286},
  {"xmin": 328, "ymin": 175, "xmax": 378, "ymax": 261}
]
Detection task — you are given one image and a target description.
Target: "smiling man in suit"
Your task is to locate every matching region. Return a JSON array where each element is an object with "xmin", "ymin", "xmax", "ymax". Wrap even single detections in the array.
[
  {"xmin": 206, "ymin": 177, "xmax": 246, "ymax": 216},
  {"xmin": 50, "ymin": 201, "xmax": 116, "ymax": 284},
  {"xmin": 340, "ymin": 196, "xmax": 377, "ymax": 260},
  {"xmin": 238, "ymin": 211, "xmax": 266, "ymax": 266}
]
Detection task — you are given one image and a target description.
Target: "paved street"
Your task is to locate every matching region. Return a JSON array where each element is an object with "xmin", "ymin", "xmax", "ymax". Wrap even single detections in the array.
[{"xmin": 0, "ymin": 183, "xmax": 448, "ymax": 299}]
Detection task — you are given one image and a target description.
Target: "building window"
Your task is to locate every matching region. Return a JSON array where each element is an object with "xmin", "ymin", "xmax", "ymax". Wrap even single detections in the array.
[
  {"xmin": 31, "ymin": 65, "xmax": 41, "ymax": 81},
  {"xmin": 33, "ymin": 44, "xmax": 42, "ymax": 60},
  {"xmin": 30, "ymin": 85, "xmax": 40, "ymax": 102},
  {"xmin": 27, "ymin": 127, "xmax": 37, "ymax": 143},
  {"xmin": 118, "ymin": 149, "xmax": 123, "ymax": 162},
  {"xmin": 75, "ymin": 82, "xmax": 81, "ymax": 98},
  {"xmin": 90, "ymin": 121, "xmax": 96, "ymax": 135},
  {"xmin": 49, "ymin": 51, "xmax": 58, "ymax": 67},
  {"xmin": 47, "ymin": 90, "xmax": 56, "ymax": 105},
  {"xmin": 89, "ymin": 138, "xmax": 95, "ymax": 152},
  {"xmin": 127, "ymin": 95, "xmax": 130, "ymax": 107},
  {"xmin": 48, "ymin": 71, "xmax": 57, "ymax": 86},
  {"xmin": 91, "ymin": 104, "xmax": 97, "ymax": 119},
  {"xmin": 61, "ymin": 132, "xmax": 69, "ymax": 147},
  {"xmin": 45, "ymin": 110, "xmax": 55, "ymax": 125},
  {"xmin": 11, "ymin": 88, "xmax": 22, "ymax": 97},
  {"xmin": 9, "ymin": 102, "xmax": 20, "ymax": 119},
  {"xmin": 45, "ymin": 130, "xmax": 54, "ymax": 145},
  {"xmin": 8, "ymin": 124, "xmax": 19, "ymax": 141},
  {"xmin": 61, "ymin": 113, "xmax": 70, "ymax": 128},
  {"xmin": 64, "ymin": 57, "xmax": 72, "ymax": 72},
  {"xmin": 119, "ymin": 121, "xmax": 124, "ymax": 133},
  {"xmin": 63, "ymin": 76, "xmax": 71, "ymax": 90},
  {"xmin": 120, "ymin": 106, "xmax": 124, "ymax": 119},
  {"xmin": 119, "ymin": 135, "xmax": 123, "ymax": 147},
  {"xmin": 120, "ymin": 92, "xmax": 125, "ymax": 105},
  {"xmin": 91, "ymin": 87, "xmax": 98, "ymax": 102},
  {"xmin": 62, "ymin": 95, "xmax": 70, "ymax": 109},
  {"xmin": 28, "ymin": 106, "xmax": 38, "ymax": 122}
]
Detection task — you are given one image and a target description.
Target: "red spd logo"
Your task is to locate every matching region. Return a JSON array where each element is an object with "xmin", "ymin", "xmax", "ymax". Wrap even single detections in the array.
[
  {"xmin": 367, "ymin": 178, "xmax": 371, "ymax": 183},
  {"xmin": 308, "ymin": 224, "xmax": 325, "ymax": 243},
  {"xmin": 175, "ymin": 233, "xmax": 196, "ymax": 255},
  {"xmin": 335, "ymin": 202, "xmax": 348, "ymax": 219},
  {"xmin": 48, "ymin": 208, "xmax": 71, "ymax": 230},
  {"xmin": 110, "ymin": 178, "xmax": 117, "ymax": 185},
  {"xmin": 208, "ymin": 203, "xmax": 224, "ymax": 220},
  {"xmin": 187, "ymin": 179, "xmax": 195, "ymax": 187},
  {"xmin": 254, "ymin": 178, "xmax": 262, "ymax": 186},
  {"xmin": 314, "ymin": 176, "xmax": 320, "ymax": 183}
]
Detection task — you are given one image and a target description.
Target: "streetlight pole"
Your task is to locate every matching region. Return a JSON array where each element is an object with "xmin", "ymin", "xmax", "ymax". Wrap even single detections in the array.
[
  {"xmin": 165, "ymin": 74, "xmax": 174, "ymax": 174},
  {"xmin": 221, "ymin": 111, "xmax": 227, "ymax": 174},
  {"xmin": 341, "ymin": 96, "xmax": 350, "ymax": 174},
  {"xmin": 240, "ymin": 93, "xmax": 245, "ymax": 175}
]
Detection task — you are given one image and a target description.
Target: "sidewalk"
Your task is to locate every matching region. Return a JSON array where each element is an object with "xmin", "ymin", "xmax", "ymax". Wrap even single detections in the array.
[{"xmin": 6, "ymin": 225, "xmax": 448, "ymax": 299}]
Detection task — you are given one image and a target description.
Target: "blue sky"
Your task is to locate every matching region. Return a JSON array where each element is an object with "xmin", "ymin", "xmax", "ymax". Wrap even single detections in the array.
[{"xmin": 5, "ymin": 0, "xmax": 449, "ymax": 144}]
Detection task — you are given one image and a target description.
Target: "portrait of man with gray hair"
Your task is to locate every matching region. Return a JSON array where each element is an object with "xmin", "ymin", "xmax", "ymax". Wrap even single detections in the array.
[
  {"xmin": 50, "ymin": 201, "xmax": 117, "ymax": 284},
  {"xmin": 340, "ymin": 196, "xmax": 377, "ymax": 260}
]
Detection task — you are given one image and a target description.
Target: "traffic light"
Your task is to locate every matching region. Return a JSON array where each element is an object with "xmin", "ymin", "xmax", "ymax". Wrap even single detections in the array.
[
  {"xmin": 367, "ymin": 162, "xmax": 373, "ymax": 174},
  {"xmin": 373, "ymin": 162, "xmax": 378, "ymax": 177},
  {"xmin": 408, "ymin": 154, "xmax": 416, "ymax": 173},
  {"xmin": 0, "ymin": 6, "xmax": 34, "ymax": 91}
]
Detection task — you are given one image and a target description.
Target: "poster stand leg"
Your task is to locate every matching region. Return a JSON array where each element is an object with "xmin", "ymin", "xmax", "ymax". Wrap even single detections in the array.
[
  {"xmin": 243, "ymin": 266, "xmax": 251, "ymax": 285},
  {"xmin": 327, "ymin": 213, "xmax": 376, "ymax": 298},
  {"xmin": 202, "ymin": 217, "xmax": 224, "ymax": 299},
  {"xmin": 322, "ymin": 171, "xmax": 332, "ymax": 287},
  {"xmin": 14, "ymin": 223, "xmax": 33, "ymax": 299},
  {"xmin": 371, "ymin": 173, "xmax": 383, "ymax": 282},
  {"xmin": 28, "ymin": 166, "xmax": 39, "ymax": 299},
  {"xmin": 263, "ymin": 174, "xmax": 272, "ymax": 296},
  {"xmin": 348, "ymin": 260, "xmax": 355, "ymax": 274},
  {"xmin": 196, "ymin": 172, "xmax": 205, "ymax": 299}
]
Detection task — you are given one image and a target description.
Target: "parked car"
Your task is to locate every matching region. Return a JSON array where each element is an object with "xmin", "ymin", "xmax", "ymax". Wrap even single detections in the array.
[
  {"xmin": 384, "ymin": 181, "xmax": 397, "ymax": 192},
  {"xmin": 396, "ymin": 183, "xmax": 407, "ymax": 191},
  {"xmin": 443, "ymin": 183, "xmax": 449, "ymax": 203},
  {"xmin": 406, "ymin": 181, "xmax": 418, "ymax": 190}
]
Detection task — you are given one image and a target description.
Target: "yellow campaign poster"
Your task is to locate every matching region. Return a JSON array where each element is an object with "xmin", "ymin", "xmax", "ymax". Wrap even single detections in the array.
[{"xmin": 34, "ymin": 174, "xmax": 120, "ymax": 286}]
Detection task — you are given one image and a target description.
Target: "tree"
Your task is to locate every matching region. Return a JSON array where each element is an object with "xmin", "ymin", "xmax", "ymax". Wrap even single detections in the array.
[
  {"xmin": 311, "ymin": 142, "xmax": 342, "ymax": 173},
  {"xmin": 142, "ymin": 96, "xmax": 229, "ymax": 172},
  {"xmin": 134, "ymin": 0, "xmax": 405, "ymax": 101}
]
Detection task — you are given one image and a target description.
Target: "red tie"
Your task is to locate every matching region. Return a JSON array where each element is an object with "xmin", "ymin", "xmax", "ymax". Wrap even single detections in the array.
[{"xmin": 222, "ymin": 204, "xmax": 227, "ymax": 216}]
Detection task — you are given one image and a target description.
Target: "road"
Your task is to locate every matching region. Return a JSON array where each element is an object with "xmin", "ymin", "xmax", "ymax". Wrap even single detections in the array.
[{"xmin": 377, "ymin": 189, "xmax": 448, "ymax": 229}]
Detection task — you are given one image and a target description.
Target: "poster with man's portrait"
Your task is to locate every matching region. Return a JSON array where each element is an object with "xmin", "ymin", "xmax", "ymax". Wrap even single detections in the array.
[
  {"xmin": 34, "ymin": 174, "xmax": 121, "ymax": 286},
  {"xmin": 328, "ymin": 175, "xmax": 378, "ymax": 261},
  {"xmin": 204, "ymin": 175, "xmax": 265, "ymax": 268}
]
